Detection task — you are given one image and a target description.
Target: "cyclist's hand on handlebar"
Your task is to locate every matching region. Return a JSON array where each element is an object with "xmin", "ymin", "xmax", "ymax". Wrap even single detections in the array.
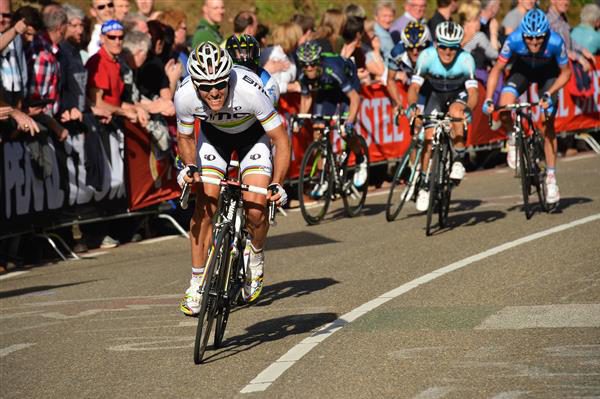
[
  {"xmin": 343, "ymin": 121, "xmax": 355, "ymax": 136},
  {"xmin": 292, "ymin": 116, "xmax": 305, "ymax": 133},
  {"xmin": 177, "ymin": 164, "xmax": 198, "ymax": 188},
  {"xmin": 482, "ymin": 99, "xmax": 494, "ymax": 116},
  {"xmin": 393, "ymin": 106, "xmax": 402, "ymax": 126},
  {"xmin": 462, "ymin": 106, "xmax": 473, "ymax": 124},
  {"xmin": 267, "ymin": 183, "xmax": 288, "ymax": 207},
  {"xmin": 540, "ymin": 92, "xmax": 553, "ymax": 115},
  {"xmin": 405, "ymin": 103, "xmax": 418, "ymax": 120}
]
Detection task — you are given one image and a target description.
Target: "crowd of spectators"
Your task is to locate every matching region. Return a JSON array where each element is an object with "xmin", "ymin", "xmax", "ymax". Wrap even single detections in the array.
[{"xmin": 1, "ymin": 0, "xmax": 599, "ymax": 271}]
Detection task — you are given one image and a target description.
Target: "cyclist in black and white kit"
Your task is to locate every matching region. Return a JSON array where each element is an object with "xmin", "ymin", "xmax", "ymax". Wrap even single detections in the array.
[{"xmin": 175, "ymin": 42, "xmax": 290, "ymax": 315}]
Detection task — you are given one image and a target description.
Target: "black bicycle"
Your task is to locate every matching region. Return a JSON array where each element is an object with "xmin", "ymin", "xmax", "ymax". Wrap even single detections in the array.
[
  {"xmin": 180, "ymin": 161, "xmax": 276, "ymax": 364},
  {"xmin": 293, "ymin": 113, "xmax": 370, "ymax": 225},
  {"xmin": 413, "ymin": 113, "xmax": 467, "ymax": 236},
  {"xmin": 492, "ymin": 102, "xmax": 551, "ymax": 219}
]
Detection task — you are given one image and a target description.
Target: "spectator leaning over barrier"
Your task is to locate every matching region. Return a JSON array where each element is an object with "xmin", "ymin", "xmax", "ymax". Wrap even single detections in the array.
[
  {"xmin": 135, "ymin": 0, "xmax": 159, "ymax": 20},
  {"xmin": 260, "ymin": 22, "xmax": 303, "ymax": 94},
  {"xmin": 391, "ymin": 0, "xmax": 428, "ymax": 43},
  {"xmin": 13, "ymin": 6, "xmax": 44, "ymax": 51},
  {"xmin": 114, "ymin": 0, "xmax": 130, "ymax": 21},
  {"xmin": 191, "ymin": 0, "xmax": 224, "ymax": 48},
  {"xmin": 548, "ymin": 0, "xmax": 596, "ymax": 73},
  {"xmin": 138, "ymin": 20, "xmax": 182, "ymax": 102},
  {"xmin": 0, "ymin": 90, "xmax": 39, "ymax": 137},
  {"xmin": 373, "ymin": 0, "xmax": 395, "ymax": 67},
  {"xmin": 87, "ymin": 0, "xmax": 115, "ymax": 60},
  {"xmin": 342, "ymin": 16, "xmax": 385, "ymax": 84},
  {"xmin": 122, "ymin": 11, "xmax": 148, "ymax": 34},
  {"xmin": 428, "ymin": 0, "xmax": 458, "ymax": 41},
  {"xmin": 502, "ymin": 0, "xmax": 535, "ymax": 36},
  {"xmin": 460, "ymin": 0, "xmax": 498, "ymax": 81},
  {"xmin": 314, "ymin": 8, "xmax": 346, "ymax": 54},
  {"xmin": 233, "ymin": 10, "xmax": 257, "ymax": 37},
  {"xmin": 479, "ymin": 0, "xmax": 500, "ymax": 51},
  {"xmin": 0, "ymin": 2, "xmax": 30, "ymax": 107},
  {"xmin": 291, "ymin": 14, "xmax": 316, "ymax": 46},
  {"xmin": 571, "ymin": 4, "xmax": 600, "ymax": 55},
  {"xmin": 86, "ymin": 19, "xmax": 146, "ymax": 125},
  {"xmin": 363, "ymin": 19, "xmax": 387, "ymax": 83},
  {"xmin": 158, "ymin": 9, "xmax": 189, "ymax": 79},
  {"xmin": 26, "ymin": 5, "xmax": 69, "ymax": 141}
]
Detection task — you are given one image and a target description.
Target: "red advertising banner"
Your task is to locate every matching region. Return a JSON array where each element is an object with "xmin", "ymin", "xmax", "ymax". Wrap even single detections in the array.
[{"xmin": 123, "ymin": 120, "xmax": 180, "ymax": 210}]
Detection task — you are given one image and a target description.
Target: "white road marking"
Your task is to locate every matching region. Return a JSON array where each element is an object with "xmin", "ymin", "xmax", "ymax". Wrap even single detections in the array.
[
  {"xmin": 0, "ymin": 271, "xmax": 29, "ymax": 281},
  {"xmin": 490, "ymin": 391, "xmax": 528, "ymax": 399},
  {"xmin": 412, "ymin": 387, "xmax": 453, "ymax": 399},
  {"xmin": 561, "ymin": 153, "xmax": 597, "ymax": 162},
  {"xmin": 79, "ymin": 251, "xmax": 108, "ymax": 258},
  {"xmin": 476, "ymin": 304, "xmax": 600, "ymax": 330},
  {"xmin": 138, "ymin": 235, "xmax": 180, "ymax": 244},
  {"xmin": 240, "ymin": 213, "xmax": 600, "ymax": 394},
  {"xmin": 0, "ymin": 343, "xmax": 36, "ymax": 358}
]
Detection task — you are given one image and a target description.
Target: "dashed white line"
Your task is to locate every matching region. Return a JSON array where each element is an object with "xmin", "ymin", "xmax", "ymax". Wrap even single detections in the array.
[
  {"xmin": 0, "ymin": 271, "xmax": 29, "ymax": 281},
  {"xmin": 240, "ymin": 213, "xmax": 600, "ymax": 394},
  {"xmin": 0, "ymin": 343, "xmax": 36, "ymax": 358},
  {"xmin": 412, "ymin": 386, "xmax": 453, "ymax": 399}
]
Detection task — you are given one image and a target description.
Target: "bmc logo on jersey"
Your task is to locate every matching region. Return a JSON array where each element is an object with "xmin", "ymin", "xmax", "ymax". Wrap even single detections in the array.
[
  {"xmin": 197, "ymin": 112, "xmax": 252, "ymax": 121},
  {"xmin": 242, "ymin": 75, "xmax": 269, "ymax": 97},
  {"xmin": 249, "ymin": 153, "xmax": 261, "ymax": 160}
]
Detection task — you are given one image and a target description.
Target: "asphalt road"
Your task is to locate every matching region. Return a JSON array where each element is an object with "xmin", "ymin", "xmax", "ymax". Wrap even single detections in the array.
[{"xmin": 1, "ymin": 154, "xmax": 599, "ymax": 399}]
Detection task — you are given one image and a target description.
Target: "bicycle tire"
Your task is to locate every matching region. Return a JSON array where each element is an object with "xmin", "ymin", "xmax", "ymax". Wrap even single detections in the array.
[
  {"xmin": 193, "ymin": 225, "xmax": 229, "ymax": 364},
  {"xmin": 438, "ymin": 140, "xmax": 452, "ymax": 229},
  {"xmin": 426, "ymin": 144, "xmax": 441, "ymax": 236},
  {"xmin": 342, "ymin": 135, "xmax": 370, "ymax": 217},
  {"xmin": 298, "ymin": 141, "xmax": 333, "ymax": 225},
  {"xmin": 213, "ymin": 231, "xmax": 233, "ymax": 349},
  {"xmin": 531, "ymin": 133, "xmax": 550, "ymax": 212},
  {"xmin": 385, "ymin": 141, "xmax": 417, "ymax": 222},
  {"xmin": 517, "ymin": 134, "xmax": 532, "ymax": 220}
]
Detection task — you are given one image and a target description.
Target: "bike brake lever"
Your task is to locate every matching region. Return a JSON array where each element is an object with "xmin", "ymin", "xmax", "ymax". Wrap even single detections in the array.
[{"xmin": 268, "ymin": 201, "xmax": 277, "ymax": 226}]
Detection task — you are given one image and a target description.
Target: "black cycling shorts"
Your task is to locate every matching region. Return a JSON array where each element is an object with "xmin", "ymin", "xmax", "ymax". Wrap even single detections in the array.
[{"xmin": 502, "ymin": 61, "xmax": 560, "ymax": 116}]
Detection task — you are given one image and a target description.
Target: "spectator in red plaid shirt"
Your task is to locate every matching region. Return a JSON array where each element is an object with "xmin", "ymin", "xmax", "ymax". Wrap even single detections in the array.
[{"xmin": 26, "ymin": 5, "xmax": 68, "ymax": 141}]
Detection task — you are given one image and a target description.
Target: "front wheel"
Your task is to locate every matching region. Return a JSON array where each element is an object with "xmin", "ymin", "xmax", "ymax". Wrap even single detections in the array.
[
  {"xmin": 385, "ymin": 142, "xmax": 417, "ymax": 222},
  {"xmin": 517, "ymin": 134, "xmax": 532, "ymax": 220},
  {"xmin": 194, "ymin": 226, "xmax": 229, "ymax": 364},
  {"xmin": 426, "ymin": 144, "xmax": 441, "ymax": 236},
  {"xmin": 342, "ymin": 135, "xmax": 370, "ymax": 217},
  {"xmin": 438, "ymin": 140, "xmax": 452, "ymax": 228},
  {"xmin": 298, "ymin": 141, "xmax": 333, "ymax": 225}
]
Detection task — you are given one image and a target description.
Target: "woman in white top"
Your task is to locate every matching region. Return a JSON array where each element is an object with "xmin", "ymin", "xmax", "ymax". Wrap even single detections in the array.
[{"xmin": 260, "ymin": 22, "xmax": 303, "ymax": 94}]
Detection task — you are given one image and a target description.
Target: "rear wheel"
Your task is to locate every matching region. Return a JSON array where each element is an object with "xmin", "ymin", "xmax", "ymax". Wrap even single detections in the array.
[
  {"xmin": 342, "ymin": 135, "xmax": 370, "ymax": 217},
  {"xmin": 385, "ymin": 142, "xmax": 417, "ymax": 222},
  {"xmin": 426, "ymin": 144, "xmax": 441, "ymax": 236},
  {"xmin": 194, "ymin": 226, "xmax": 228, "ymax": 364},
  {"xmin": 298, "ymin": 141, "xmax": 333, "ymax": 225},
  {"xmin": 531, "ymin": 133, "xmax": 550, "ymax": 212},
  {"xmin": 438, "ymin": 141, "xmax": 452, "ymax": 229},
  {"xmin": 517, "ymin": 134, "xmax": 532, "ymax": 219}
]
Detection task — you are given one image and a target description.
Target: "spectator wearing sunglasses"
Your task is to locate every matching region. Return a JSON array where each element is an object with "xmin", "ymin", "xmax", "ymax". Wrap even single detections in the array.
[
  {"xmin": 87, "ymin": 0, "xmax": 115, "ymax": 60},
  {"xmin": 86, "ymin": 19, "xmax": 147, "ymax": 126}
]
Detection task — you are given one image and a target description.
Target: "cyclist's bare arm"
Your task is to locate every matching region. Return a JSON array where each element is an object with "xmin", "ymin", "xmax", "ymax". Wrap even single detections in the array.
[
  {"xmin": 406, "ymin": 82, "xmax": 421, "ymax": 111},
  {"xmin": 345, "ymin": 89, "xmax": 360, "ymax": 124},
  {"xmin": 485, "ymin": 60, "xmax": 507, "ymax": 101},
  {"xmin": 265, "ymin": 124, "xmax": 291, "ymax": 201},
  {"xmin": 300, "ymin": 94, "xmax": 312, "ymax": 114},
  {"xmin": 544, "ymin": 65, "xmax": 571, "ymax": 97},
  {"xmin": 466, "ymin": 86, "xmax": 478, "ymax": 112},
  {"xmin": 177, "ymin": 131, "xmax": 199, "ymax": 184},
  {"xmin": 386, "ymin": 71, "xmax": 403, "ymax": 108}
]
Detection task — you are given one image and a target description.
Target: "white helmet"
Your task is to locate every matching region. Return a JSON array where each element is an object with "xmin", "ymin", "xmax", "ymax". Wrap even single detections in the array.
[
  {"xmin": 187, "ymin": 41, "xmax": 233, "ymax": 83},
  {"xmin": 435, "ymin": 21, "xmax": 464, "ymax": 47}
]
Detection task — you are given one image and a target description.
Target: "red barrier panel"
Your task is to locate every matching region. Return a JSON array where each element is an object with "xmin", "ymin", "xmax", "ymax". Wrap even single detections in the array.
[{"xmin": 124, "ymin": 120, "xmax": 180, "ymax": 210}]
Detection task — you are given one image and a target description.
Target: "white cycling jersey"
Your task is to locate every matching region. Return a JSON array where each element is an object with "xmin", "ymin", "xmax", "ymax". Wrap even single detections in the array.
[{"xmin": 175, "ymin": 65, "xmax": 283, "ymax": 136}]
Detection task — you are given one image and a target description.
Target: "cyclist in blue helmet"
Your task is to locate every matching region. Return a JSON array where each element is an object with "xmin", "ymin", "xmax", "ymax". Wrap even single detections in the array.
[{"xmin": 483, "ymin": 8, "xmax": 571, "ymax": 206}]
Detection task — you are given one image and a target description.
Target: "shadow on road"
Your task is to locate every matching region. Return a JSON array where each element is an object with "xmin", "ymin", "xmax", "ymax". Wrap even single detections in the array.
[
  {"xmin": 506, "ymin": 196, "xmax": 592, "ymax": 216},
  {"xmin": 267, "ymin": 232, "xmax": 339, "ymax": 251},
  {"xmin": 0, "ymin": 280, "xmax": 97, "ymax": 299},
  {"xmin": 236, "ymin": 278, "xmax": 339, "ymax": 309},
  {"xmin": 450, "ymin": 199, "xmax": 483, "ymax": 212},
  {"xmin": 202, "ymin": 312, "xmax": 338, "ymax": 364},
  {"xmin": 427, "ymin": 210, "xmax": 507, "ymax": 236}
]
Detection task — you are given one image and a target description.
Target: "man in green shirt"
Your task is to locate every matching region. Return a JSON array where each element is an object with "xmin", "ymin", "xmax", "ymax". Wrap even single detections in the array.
[{"xmin": 191, "ymin": 0, "xmax": 224, "ymax": 48}]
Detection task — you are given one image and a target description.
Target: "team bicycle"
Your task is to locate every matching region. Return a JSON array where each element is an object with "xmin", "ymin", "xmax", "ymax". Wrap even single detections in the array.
[{"xmin": 174, "ymin": 8, "xmax": 573, "ymax": 362}]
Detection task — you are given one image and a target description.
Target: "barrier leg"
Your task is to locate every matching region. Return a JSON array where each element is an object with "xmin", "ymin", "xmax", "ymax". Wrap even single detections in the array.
[
  {"xmin": 34, "ymin": 234, "xmax": 69, "ymax": 261},
  {"xmin": 157, "ymin": 214, "xmax": 189, "ymax": 239},
  {"xmin": 575, "ymin": 133, "xmax": 600, "ymax": 154},
  {"xmin": 46, "ymin": 233, "xmax": 80, "ymax": 260}
]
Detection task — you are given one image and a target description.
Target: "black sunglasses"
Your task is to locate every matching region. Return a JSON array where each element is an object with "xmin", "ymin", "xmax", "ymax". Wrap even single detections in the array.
[
  {"xmin": 438, "ymin": 44, "xmax": 459, "ymax": 51},
  {"xmin": 523, "ymin": 35, "xmax": 545, "ymax": 41},
  {"xmin": 1, "ymin": 12, "xmax": 12, "ymax": 18},
  {"xmin": 96, "ymin": 2, "xmax": 114, "ymax": 10},
  {"xmin": 106, "ymin": 34, "xmax": 124, "ymax": 41},
  {"xmin": 196, "ymin": 80, "xmax": 228, "ymax": 92}
]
